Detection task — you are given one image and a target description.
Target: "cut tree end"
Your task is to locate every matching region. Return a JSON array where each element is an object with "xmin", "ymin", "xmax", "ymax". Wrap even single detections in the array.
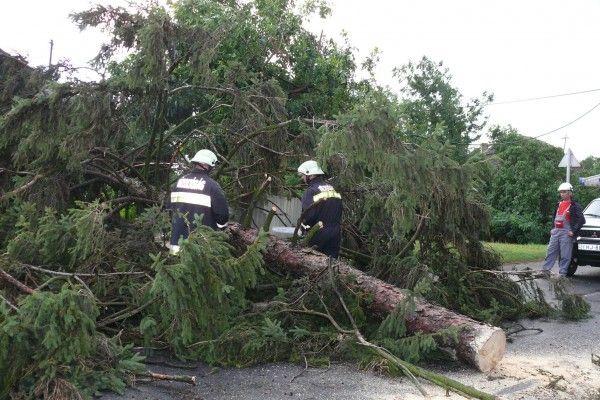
[{"xmin": 472, "ymin": 326, "xmax": 506, "ymax": 372}]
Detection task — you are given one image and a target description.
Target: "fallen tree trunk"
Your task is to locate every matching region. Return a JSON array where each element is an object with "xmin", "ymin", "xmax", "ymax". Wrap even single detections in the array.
[{"xmin": 227, "ymin": 223, "xmax": 505, "ymax": 372}]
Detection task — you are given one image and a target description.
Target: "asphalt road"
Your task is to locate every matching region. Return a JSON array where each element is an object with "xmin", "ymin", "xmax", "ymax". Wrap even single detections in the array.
[
  {"xmin": 503, "ymin": 261, "xmax": 600, "ymax": 298},
  {"xmin": 101, "ymin": 262, "xmax": 600, "ymax": 400}
]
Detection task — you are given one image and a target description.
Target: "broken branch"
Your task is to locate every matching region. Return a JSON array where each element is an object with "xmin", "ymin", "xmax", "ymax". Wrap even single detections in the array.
[
  {"xmin": 137, "ymin": 371, "xmax": 196, "ymax": 385},
  {"xmin": 0, "ymin": 269, "xmax": 34, "ymax": 294}
]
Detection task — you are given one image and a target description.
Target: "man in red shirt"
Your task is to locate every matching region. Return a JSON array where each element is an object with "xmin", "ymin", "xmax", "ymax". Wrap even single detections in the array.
[{"xmin": 541, "ymin": 182, "xmax": 586, "ymax": 277}]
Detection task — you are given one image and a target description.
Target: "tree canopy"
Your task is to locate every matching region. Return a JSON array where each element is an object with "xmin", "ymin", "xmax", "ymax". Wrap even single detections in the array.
[{"xmin": 486, "ymin": 126, "xmax": 563, "ymax": 243}]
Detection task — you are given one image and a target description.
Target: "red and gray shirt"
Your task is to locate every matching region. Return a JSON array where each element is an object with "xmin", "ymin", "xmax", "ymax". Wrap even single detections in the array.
[
  {"xmin": 554, "ymin": 200, "xmax": 571, "ymax": 229},
  {"xmin": 552, "ymin": 199, "xmax": 585, "ymax": 233}
]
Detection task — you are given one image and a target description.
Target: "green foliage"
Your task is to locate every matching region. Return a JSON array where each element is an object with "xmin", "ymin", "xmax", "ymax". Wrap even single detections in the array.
[
  {"xmin": 395, "ymin": 57, "xmax": 493, "ymax": 163},
  {"xmin": 561, "ymin": 294, "xmax": 591, "ymax": 320},
  {"xmin": 189, "ymin": 272, "xmax": 370, "ymax": 367},
  {"xmin": 0, "ymin": 285, "xmax": 144, "ymax": 399},
  {"xmin": 551, "ymin": 279, "xmax": 592, "ymax": 321},
  {"xmin": 425, "ymin": 257, "xmax": 524, "ymax": 324},
  {"xmin": 487, "ymin": 126, "xmax": 563, "ymax": 243},
  {"xmin": 512, "ymin": 275, "xmax": 592, "ymax": 320},
  {"xmin": 375, "ymin": 301, "xmax": 458, "ymax": 364},
  {"xmin": 489, "ymin": 210, "xmax": 548, "ymax": 244},
  {"xmin": 143, "ymin": 223, "xmax": 267, "ymax": 357},
  {"xmin": 5, "ymin": 201, "xmax": 166, "ymax": 272}
]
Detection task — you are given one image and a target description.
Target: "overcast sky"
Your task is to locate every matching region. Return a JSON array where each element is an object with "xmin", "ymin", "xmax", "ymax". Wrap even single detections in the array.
[{"xmin": 2, "ymin": 0, "xmax": 600, "ymax": 163}]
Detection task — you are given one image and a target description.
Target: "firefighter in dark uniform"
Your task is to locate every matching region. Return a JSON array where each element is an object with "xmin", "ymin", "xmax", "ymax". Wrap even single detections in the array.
[
  {"xmin": 297, "ymin": 160, "xmax": 342, "ymax": 258},
  {"xmin": 169, "ymin": 149, "xmax": 229, "ymax": 254}
]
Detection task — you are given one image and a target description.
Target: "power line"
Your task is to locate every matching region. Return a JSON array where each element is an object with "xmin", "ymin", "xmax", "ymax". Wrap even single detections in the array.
[
  {"xmin": 467, "ymin": 98, "xmax": 600, "ymax": 147},
  {"xmin": 490, "ymin": 88, "xmax": 600, "ymax": 105},
  {"xmin": 532, "ymin": 99, "xmax": 600, "ymax": 139}
]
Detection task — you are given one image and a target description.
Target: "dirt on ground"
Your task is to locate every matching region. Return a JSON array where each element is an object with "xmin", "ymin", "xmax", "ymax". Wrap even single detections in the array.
[{"xmin": 101, "ymin": 263, "xmax": 600, "ymax": 400}]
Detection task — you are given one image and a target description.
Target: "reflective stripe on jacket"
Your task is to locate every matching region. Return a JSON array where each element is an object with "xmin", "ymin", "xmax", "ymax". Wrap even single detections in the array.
[
  {"xmin": 300, "ymin": 177, "xmax": 343, "ymax": 257},
  {"xmin": 300, "ymin": 177, "xmax": 342, "ymax": 228},
  {"xmin": 168, "ymin": 168, "xmax": 229, "ymax": 247}
]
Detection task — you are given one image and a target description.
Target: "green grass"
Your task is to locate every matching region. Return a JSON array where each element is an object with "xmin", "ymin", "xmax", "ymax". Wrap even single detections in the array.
[{"xmin": 484, "ymin": 242, "xmax": 547, "ymax": 264}]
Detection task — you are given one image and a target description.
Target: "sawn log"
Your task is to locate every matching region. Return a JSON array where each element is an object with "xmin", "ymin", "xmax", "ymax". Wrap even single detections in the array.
[{"xmin": 227, "ymin": 223, "xmax": 505, "ymax": 372}]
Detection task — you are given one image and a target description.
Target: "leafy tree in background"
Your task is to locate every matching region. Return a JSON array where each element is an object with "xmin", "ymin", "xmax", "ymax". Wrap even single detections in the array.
[
  {"xmin": 394, "ymin": 57, "xmax": 493, "ymax": 163},
  {"xmin": 486, "ymin": 126, "xmax": 563, "ymax": 243}
]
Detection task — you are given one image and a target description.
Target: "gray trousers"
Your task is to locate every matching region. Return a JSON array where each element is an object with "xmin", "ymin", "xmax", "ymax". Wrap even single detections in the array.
[{"xmin": 542, "ymin": 228, "xmax": 573, "ymax": 276}]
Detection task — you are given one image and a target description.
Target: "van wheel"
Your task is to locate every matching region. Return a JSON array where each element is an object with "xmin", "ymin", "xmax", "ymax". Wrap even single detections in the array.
[{"xmin": 566, "ymin": 260, "xmax": 578, "ymax": 277}]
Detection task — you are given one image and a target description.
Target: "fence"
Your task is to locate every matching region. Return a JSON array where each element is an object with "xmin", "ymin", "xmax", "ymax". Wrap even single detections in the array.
[{"xmin": 249, "ymin": 195, "xmax": 302, "ymax": 231}]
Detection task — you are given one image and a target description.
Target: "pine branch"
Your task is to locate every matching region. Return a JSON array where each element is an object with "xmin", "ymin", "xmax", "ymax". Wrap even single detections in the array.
[
  {"xmin": 83, "ymin": 169, "xmax": 131, "ymax": 193},
  {"xmin": 0, "ymin": 293, "xmax": 18, "ymax": 311},
  {"xmin": 291, "ymin": 201, "xmax": 323, "ymax": 246},
  {"xmin": 265, "ymin": 198, "xmax": 294, "ymax": 225},
  {"xmin": 103, "ymin": 196, "xmax": 157, "ymax": 217},
  {"xmin": 169, "ymin": 84, "xmax": 235, "ymax": 96},
  {"xmin": 230, "ymin": 124, "xmax": 293, "ymax": 156},
  {"xmin": 214, "ymin": 119, "xmax": 297, "ymax": 178},
  {"xmin": 299, "ymin": 117, "xmax": 338, "ymax": 128},
  {"xmin": 97, "ymin": 299, "xmax": 154, "ymax": 327},
  {"xmin": 377, "ymin": 211, "xmax": 429, "ymax": 279},
  {"xmin": 0, "ymin": 168, "xmax": 36, "ymax": 176},
  {"xmin": 262, "ymin": 207, "xmax": 278, "ymax": 231},
  {"xmin": 73, "ymin": 275, "xmax": 98, "ymax": 302},
  {"xmin": 137, "ymin": 371, "xmax": 196, "ymax": 385},
  {"xmin": 339, "ymin": 246, "xmax": 372, "ymax": 262},
  {"xmin": 302, "ymin": 222, "xmax": 323, "ymax": 246},
  {"xmin": 0, "ymin": 174, "xmax": 44, "ymax": 202},
  {"xmin": 0, "ymin": 269, "xmax": 34, "ymax": 294},
  {"xmin": 144, "ymin": 89, "xmax": 168, "ymax": 182},
  {"xmin": 90, "ymin": 147, "xmax": 151, "ymax": 189},
  {"xmin": 86, "ymin": 159, "xmax": 127, "ymax": 185},
  {"xmin": 22, "ymin": 263, "xmax": 148, "ymax": 278},
  {"xmin": 242, "ymin": 175, "xmax": 272, "ymax": 228},
  {"xmin": 283, "ymin": 307, "xmax": 354, "ymax": 335}
]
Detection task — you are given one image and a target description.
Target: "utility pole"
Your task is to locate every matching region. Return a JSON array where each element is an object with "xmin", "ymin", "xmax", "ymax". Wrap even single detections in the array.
[
  {"xmin": 48, "ymin": 40, "xmax": 54, "ymax": 67},
  {"xmin": 561, "ymin": 134, "xmax": 568, "ymax": 152},
  {"xmin": 567, "ymin": 150, "xmax": 571, "ymax": 183}
]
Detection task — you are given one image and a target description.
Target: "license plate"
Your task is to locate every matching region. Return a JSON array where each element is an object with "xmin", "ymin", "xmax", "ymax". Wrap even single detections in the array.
[{"xmin": 578, "ymin": 243, "xmax": 600, "ymax": 251}]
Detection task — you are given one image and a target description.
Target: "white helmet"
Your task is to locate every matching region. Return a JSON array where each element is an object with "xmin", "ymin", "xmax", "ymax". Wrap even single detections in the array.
[
  {"xmin": 297, "ymin": 160, "xmax": 324, "ymax": 176},
  {"xmin": 558, "ymin": 182, "xmax": 573, "ymax": 192},
  {"xmin": 190, "ymin": 149, "xmax": 217, "ymax": 166}
]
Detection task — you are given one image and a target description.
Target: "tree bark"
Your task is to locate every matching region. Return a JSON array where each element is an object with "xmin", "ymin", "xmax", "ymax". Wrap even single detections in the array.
[
  {"xmin": 0, "ymin": 269, "xmax": 34, "ymax": 294},
  {"xmin": 227, "ymin": 223, "xmax": 505, "ymax": 372}
]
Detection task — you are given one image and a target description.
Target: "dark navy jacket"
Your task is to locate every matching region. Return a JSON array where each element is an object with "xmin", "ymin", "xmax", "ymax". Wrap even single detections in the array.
[
  {"xmin": 300, "ymin": 177, "xmax": 343, "ymax": 258},
  {"xmin": 169, "ymin": 168, "xmax": 229, "ymax": 247},
  {"xmin": 552, "ymin": 199, "xmax": 586, "ymax": 234}
]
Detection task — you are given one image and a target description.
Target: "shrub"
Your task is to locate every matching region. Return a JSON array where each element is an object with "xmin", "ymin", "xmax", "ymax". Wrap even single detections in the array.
[{"xmin": 489, "ymin": 210, "xmax": 548, "ymax": 244}]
